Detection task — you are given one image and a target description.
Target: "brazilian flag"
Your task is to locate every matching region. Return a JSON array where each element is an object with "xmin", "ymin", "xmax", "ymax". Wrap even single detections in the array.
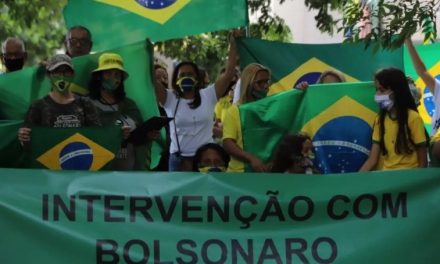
[
  {"xmin": 404, "ymin": 43, "xmax": 440, "ymax": 133},
  {"xmin": 237, "ymin": 38, "xmax": 404, "ymax": 95},
  {"xmin": 64, "ymin": 0, "xmax": 249, "ymax": 51},
  {"xmin": 0, "ymin": 41, "xmax": 162, "ymax": 169},
  {"xmin": 240, "ymin": 82, "xmax": 378, "ymax": 174},
  {"xmin": 30, "ymin": 127, "xmax": 120, "ymax": 170}
]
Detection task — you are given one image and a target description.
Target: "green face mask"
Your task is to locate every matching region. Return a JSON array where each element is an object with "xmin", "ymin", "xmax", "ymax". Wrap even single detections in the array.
[
  {"xmin": 102, "ymin": 78, "xmax": 119, "ymax": 91},
  {"xmin": 51, "ymin": 76, "xmax": 73, "ymax": 93},
  {"xmin": 252, "ymin": 89, "xmax": 268, "ymax": 100}
]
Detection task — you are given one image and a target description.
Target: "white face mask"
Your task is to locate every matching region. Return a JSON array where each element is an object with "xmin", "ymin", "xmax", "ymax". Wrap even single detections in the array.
[{"xmin": 374, "ymin": 94, "xmax": 394, "ymax": 111}]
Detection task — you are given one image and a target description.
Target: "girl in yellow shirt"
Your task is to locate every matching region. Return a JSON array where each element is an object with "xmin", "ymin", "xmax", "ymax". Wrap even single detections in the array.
[{"xmin": 360, "ymin": 68, "xmax": 428, "ymax": 171}]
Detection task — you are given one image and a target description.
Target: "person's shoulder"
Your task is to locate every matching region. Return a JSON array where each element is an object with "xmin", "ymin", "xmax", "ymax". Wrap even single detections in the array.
[
  {"xmin": 74, "ymin": 94, "xmax": 95, "ymax": 106},
  {"xmin": 407, "ymin": 109, "xmax": 424, "ymax": 123},
  {"xmin": 407, "ymin": 109, "xmax": 422, "ymax": 117},
  {"xmin": 227, "ymin": 103, "xmax": 240, "ymax": 116},
  {"xmin": 200, "ymin": 84, "xmax": 216, "ymax": 96},
  {"xmin": 122, "ymin": 97, "xmax": 138, "ymax": 106},
  {"xmin": 31, "ymin": 95, "xmax": 50, "ymax": 106}
]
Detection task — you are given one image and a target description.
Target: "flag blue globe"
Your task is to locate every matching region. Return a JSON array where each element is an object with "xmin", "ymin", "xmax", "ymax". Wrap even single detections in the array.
[
  {"xmin": 293, "ymin": 72, "xmax": 322, "ymax": 88},
  {"xmin": 312, "ymin": 116, "xmax": 372, "ymax": 174},
  {"xmin": 59, "ymin": 142, "xmax": 94, "ymax": 170},
  {"xmin": 135, "ymin": 0, "xmax": 176, "ymax": 9}
]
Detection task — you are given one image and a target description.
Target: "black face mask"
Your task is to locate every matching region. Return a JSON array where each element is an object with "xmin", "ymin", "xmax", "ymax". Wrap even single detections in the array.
[{"xmin": 4, "ymin": 58, "xmax": 25, "ymax": 72}]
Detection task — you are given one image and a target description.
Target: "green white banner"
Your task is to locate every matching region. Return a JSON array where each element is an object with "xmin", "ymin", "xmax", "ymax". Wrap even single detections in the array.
[{"xmin": 1, "ymin": 168, "xmax": 440, "ymax": 263}]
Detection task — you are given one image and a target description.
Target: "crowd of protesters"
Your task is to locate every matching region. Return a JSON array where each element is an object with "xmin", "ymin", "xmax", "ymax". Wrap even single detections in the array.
[{"xmin": 2, "ymin": 26, "xmax": 440, "ymax": 173}]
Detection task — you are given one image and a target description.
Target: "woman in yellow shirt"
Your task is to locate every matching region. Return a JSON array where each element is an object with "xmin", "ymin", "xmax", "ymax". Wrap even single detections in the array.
[
  {"xmin": 360, "ymin": 68, "xmax": 428, "ymax": 171},
  {"xmin": 222, "ymin": 63, "xmax": 271, "ymax": 172}
]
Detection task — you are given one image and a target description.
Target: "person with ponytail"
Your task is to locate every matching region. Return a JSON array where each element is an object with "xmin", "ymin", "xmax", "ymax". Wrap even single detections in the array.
[
  {"xmin": 154, "ymin": 31, "xmax": 239, "ymax": 171},
  {"xmin": 360, "ymin": 68, "xmax": 428, "ymax": 171}
]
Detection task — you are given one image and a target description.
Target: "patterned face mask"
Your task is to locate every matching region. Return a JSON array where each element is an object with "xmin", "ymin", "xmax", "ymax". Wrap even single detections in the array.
[
  {"xmin": 51, "ymin": 76, "xmax": 73, "ymax": 93},
  {"xmin": 176, "ymin": 77, "xmax": 197, "ymax": 93}
]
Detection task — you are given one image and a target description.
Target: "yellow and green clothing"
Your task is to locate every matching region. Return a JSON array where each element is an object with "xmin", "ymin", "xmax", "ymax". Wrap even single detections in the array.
[
  {"xmin": 214, "ymin": 95, "xmax": 232, "ymax": 122},
  {"xmin": 222, "ymin": 104, "xmax": 244, "ymax": 172},
  {"xmin": 372, "ymin": 110, "xmax": 426, "ymax": 170}
]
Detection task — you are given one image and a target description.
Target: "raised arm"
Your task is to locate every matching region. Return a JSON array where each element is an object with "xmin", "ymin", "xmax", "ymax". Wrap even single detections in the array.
[
  {"xmin": 405, "ymin": 38, "xmax": 436, "ymax": 93},
  {"xmin": 214, "ymin": 30, "xmax": 240, "ymax": 100},
  {"xmin": 154, "ymin": 76, "xmax": 167, "ymax": 107}
]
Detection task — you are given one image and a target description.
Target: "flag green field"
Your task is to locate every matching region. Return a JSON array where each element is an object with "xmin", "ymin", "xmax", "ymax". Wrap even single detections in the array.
[
  {"xmin": 404, "ymin": 43, "xmax": 440, "ymax": 133},
  {"xmin": 237, "ymin": 38, "xmax": 403, "ymax": 96},
  {"xmin": 1, "ymin": 168, "xmax": 440, "ymax": 263},
  {"xmin": 64, "ymin": 0, "xmax": 248, "ymax": 51},
  {"xmin": 0, "ymin": 41, "xmax": 162, "ymax": 169},
  {"xmin": 240, "ymin": 82, "xmax": 378, "ymax": 173},
  {"xmin": 30, "ymin": 127, "xmax": 121, "ymax": 170}
]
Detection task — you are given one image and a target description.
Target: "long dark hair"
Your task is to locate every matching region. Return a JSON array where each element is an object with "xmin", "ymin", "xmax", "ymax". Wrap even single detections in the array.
[
  {"xmin": 192, "ymin": 143, "xmax": 230, "ymax": 171},
  {"xmin": 88, "ymin": 71, "xmax": 126, "ymax": 102},
  {"xmin": 271, "ymin": 134, "xmax": 311, "ymax": 173},
  {"xmin": 171, "ymin": 61, "xmax": 202, "ymax": 109},
  {"xmin": 374, "ymin": 68, "xmax": 421, "ymax": 155}
]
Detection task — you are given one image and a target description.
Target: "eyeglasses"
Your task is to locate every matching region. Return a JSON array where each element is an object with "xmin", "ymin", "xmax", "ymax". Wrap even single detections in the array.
[{"xmin": 68, "ymin": 38, "xmax": 91, "ymax": 46}]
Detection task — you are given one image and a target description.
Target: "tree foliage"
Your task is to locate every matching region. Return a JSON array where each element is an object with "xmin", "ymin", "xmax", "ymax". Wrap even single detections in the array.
[
  {"xmin": 155, "ymin": 23, "xmax": 292, "ymax": 79},
  {"xmin": 0, "ymin": 0, "xmax": 67, "ymax": 65},
  {"xmin": 1, "ymin": 0, "xmax": 438, "ymax": 71},
  {"xmin": 254, "ymin": 0, "xmax": 438, "ymax": 49}
]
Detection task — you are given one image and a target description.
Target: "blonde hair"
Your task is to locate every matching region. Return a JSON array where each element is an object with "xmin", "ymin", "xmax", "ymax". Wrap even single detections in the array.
[
  {"xmin": 239, "ymin": 63, "xmax": 271, "ymax": 104},
  {"xmin": 317, "ymin": 70, "xmax": 346, "ymax": 84}
]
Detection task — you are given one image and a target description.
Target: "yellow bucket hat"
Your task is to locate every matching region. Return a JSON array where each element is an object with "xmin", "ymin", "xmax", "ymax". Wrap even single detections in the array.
[{"xmin": 93, "ymin": 53, "xmax": 129, "ymax": 79}]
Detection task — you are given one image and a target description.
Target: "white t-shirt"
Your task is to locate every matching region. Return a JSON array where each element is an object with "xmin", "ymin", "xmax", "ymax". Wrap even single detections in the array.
[
  {"xmin": 432, "ymin": 80, "xmax": 440, "ymax": 135},
  {"xmin": 163, "ymin": 85, "xmax": 217, "ymax": 156},
  {"xmin": 233, "ymin": 78, "xmax": 241, "ymax": 104}
]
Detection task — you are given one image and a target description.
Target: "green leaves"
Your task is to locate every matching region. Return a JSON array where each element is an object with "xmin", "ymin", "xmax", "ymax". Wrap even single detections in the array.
[
  {"xmin": 305, "ymin": 0, "xmax": 437, "ymax": 50},
  {"xmin": 0, "ymin": 0, "xmax": 67, "ymax": 64}
]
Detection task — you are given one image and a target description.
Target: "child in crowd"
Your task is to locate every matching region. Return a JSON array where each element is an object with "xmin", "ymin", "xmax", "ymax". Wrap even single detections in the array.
[
  {"xmin": 360, "ymin": 68, "xmax": 428, "ymax": 171},
  {"xmin": 18, "ymin": 54, "xmax": 101, "ymax": 144},
  {"xmin": 271, "ymin": 133, "xmax": 318, "ymax": 174},
  {"xmin": 192, "ymin": 143, "xmax": 230, "ymax": 172}
]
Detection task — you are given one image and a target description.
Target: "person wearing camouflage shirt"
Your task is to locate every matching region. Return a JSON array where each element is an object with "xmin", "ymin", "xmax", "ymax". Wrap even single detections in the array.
[{"xmin": 18, "ymin": 54, "xmax": 101, "ymax": 144}]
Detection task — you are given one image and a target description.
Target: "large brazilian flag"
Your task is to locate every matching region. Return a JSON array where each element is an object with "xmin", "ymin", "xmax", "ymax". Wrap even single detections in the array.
[
  {"xmin": 64, "ymin": 0, "xmax": 249, "ymax": 51},
  {"xmin": 237, "ymin": 38, "xmax": 404, "ymax": 96},
  {"xmin": 237, "ymin": 38, "xmax": 438, "ymax": 132},
  {"xmin": 239, "ymin": 82, "xmax": 378, "ymax": 174},
  {"xmin": 0, "ymin": 41, "xmax": 162, "ymax": 169}
]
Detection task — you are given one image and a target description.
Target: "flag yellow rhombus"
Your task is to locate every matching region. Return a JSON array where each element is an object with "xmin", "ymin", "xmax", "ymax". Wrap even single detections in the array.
[
  {"xmin": 37, "ymin": 133, "xmax": 115, "ymax": 171},
  {"xmin": 95, "ymin": 0, "xmax": 191, "ymax": 24},
  {"xmin": 269, "ymin": 57, "xmax": 358, "ymax": 96}
]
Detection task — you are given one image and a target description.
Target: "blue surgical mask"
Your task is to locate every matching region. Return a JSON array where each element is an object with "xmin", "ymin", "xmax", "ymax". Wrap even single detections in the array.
[
  {"xmin": 176, "ymin": 77, "xmax": 197, "ymax": 93},
  {"xmin": 374, "ymin": 94, "xmax": 394, "ymax": 111}
]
